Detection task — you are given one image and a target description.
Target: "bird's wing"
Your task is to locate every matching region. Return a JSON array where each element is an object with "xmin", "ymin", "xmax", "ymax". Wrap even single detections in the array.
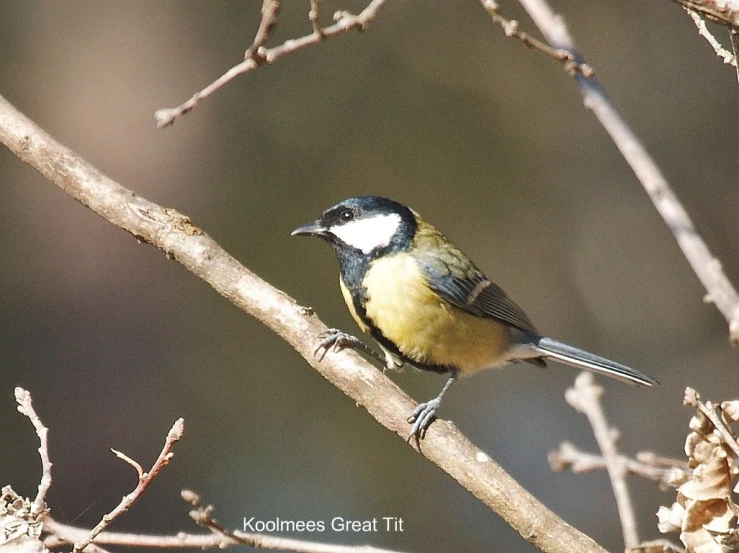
[{"xmin": 416, "ymin": 251, "xmax": 538, "ymax": 334}]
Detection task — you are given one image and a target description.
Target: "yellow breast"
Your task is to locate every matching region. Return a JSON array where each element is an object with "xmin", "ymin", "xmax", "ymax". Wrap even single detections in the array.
[{"xmin": 362, "ymin": 253, "xmax": 510, "ymax": 374}]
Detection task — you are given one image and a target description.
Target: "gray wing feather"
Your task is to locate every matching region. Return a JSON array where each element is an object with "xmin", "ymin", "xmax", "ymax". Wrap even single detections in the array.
[{"xmin": 416, "ymin": 254, "xmax": 538, "ymax": 334}]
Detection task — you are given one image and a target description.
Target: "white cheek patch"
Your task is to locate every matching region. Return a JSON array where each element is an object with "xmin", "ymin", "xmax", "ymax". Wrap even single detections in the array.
[{"xmin": 330, "ymin": 213, "xmax": 402, "ymax": 254}]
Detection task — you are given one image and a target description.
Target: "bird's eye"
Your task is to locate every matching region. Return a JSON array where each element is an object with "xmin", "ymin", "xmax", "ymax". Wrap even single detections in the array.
[{"xmin": 339, "ymin": 209, "xmax": 355, "ymax": 222}]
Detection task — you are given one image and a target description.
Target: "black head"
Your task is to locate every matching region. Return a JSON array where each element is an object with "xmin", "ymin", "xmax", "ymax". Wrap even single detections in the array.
[{"xmin": 291, "ymin": 196, "xmax": 418, "ymax": 257}]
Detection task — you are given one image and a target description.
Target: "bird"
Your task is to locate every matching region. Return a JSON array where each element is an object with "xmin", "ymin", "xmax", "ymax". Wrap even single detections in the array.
[{"xmin": 292, "ymin": 196, "xmax": 658, "ymax": 439}]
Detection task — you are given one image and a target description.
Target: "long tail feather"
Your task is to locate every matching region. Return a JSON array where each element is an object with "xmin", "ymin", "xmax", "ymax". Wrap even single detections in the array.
[{"xmin": 535, "ymin": 337, "xmax": 658, "ymax": 387}]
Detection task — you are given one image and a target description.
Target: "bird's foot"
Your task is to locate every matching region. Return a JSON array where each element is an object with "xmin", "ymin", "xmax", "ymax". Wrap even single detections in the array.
[
  {"xmin": 407, "ymin": 399, "xmax": 441, "ymax": 440},
  {"xmin": 314, "ymin": 329, "xmax": 365, "ymax": 361}
]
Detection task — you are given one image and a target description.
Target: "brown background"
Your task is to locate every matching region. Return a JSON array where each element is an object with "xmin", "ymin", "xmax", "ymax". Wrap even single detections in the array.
[{"xmin": 1, "ymin": 1, "xmax": 737, "ymax": 551}]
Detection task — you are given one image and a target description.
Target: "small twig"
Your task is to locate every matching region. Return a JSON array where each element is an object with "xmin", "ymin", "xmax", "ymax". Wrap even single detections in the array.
[
  {"xmin": 565, "ymin": 373, "xmax": 639, "ymax": 548},
  {"xmin": 684, "ymin": 8, "xmax": 738, "ymax": 66},
  {"xmin": 480, "ymin": 0, "xmax": 592, "ymax": 77},
  {"xmin": 14, "ymin": 388, "xmax": 52, "ymax": 515},
  {"xmin": 309, "ymin": 0, "xmax": 325, "ymax": 38},
  {"xmin": 182, "ymin": 490, "xmax": 235, "ymax": 539},
  {"xmin": 73, "ymin": 543, "xmax": 112, "ymax": 553},
  {"xmin": 185, "ymin": 490, "xmax": 406, "ymax": 553},
  {"xmin": 110, "ymin": 448, "xmax": 144, "ymax": 479},
  {"xmin": 549, "ymin": 442, "xmax": 686, "ymax": 487},
  {"xmin": 515, "ymin": 0, "xmax": 739, "ymax": 346},
  {"xmin": 632, "ymin": 539, "xmax": 686, "ymax": 553},
  {"xmin": 731, "ymin": 28, "xmax": 739, "ymax": 83},
  {"xmin": 684, "ymin": 387, "xmax": 739, "ymax": 459},
  {"xmin": 634, "ymin": 451, "xmax": 690, "ymax": 470},
  {"xmin": 71, "ymin": 419, "xmax": 185, "ymax": 553},
  {"xmin": 670, "ymin": 0, "xmax": 739, "ymax": 28},
  {"xmin": 245, "ymin": 0, "xmax": 281, "ymax": 61},
  {"xmin": 155, "ymin": 0, "xmax": 386, "ymax": 127}
]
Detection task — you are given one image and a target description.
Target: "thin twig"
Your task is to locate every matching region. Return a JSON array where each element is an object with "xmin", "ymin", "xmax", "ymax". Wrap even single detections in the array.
[
  {"xmin": 684, "ymin": 387, "xmax": 739, "ymax": 459},
  {"xmin": 183, "ymin": 489, "xmax": 243, "ymax": 540},
  {"xmin": 480, "ymin": 0, "xmax": 592, "ymax": 77},
  {"xmin": 670, "ymin": 0, "xmax": 739, "ymax": 28},
  {"xmin": 549, "ymin": 442, "xmax": 686, "ymax": 487},
  {"xmin": 190, "ymin": 490, "xmax": 405, "ymax": 553},
  {"xmin": 245, "ymin": 0, "xmax": 281, "ymax": 61},
  {"xmin": 731, "ymin": 28, "xmax": 739, "ymax": 83},
  {"xmin": 634, "ymin": 451, "xmax": 690, "ymax": 470},
  {"xmin": 632, "ymin": 539, "xmax": 686, "ymax": 553},
  {"xmin": 110, "ymin": 449, "xmax": 144, "ymax": 479},
  {"xmin": 155, "ymin": 0, "xmax": 386, "ymax": 127},
  {"xmin": 513, "ymin": 0, "xmax": 739, "ymax": 345},
  {"xmin": 74, "ymin": 543, "xmax": 112, "ymax": 553},
  {"xmin": 45, "ymin": 517, "xmax": 404, "ymax": 553},
  {"xmin": 565, "ymin": 373, "xmax": 639, "ymax": 548},
  {"xmin": 684, "ymin": 8, "xmax": 738, "ymax": 66},
  {"xmin": 71, "ymin": 419, "xmax": 185, "ymax": 553},
  {"xmin": 309, "ymin": 0, "xmax": 325, "ymax": 38},
  {"xmin": 0, "ymin": 94, "xmax": 609, "ymax": 553},
  {"xmin": 14, "ymin": 388, "xmax": 52, "ymax": 514}
]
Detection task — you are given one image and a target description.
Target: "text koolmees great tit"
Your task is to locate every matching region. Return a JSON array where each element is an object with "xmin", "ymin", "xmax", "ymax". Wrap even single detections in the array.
[{"xmin": 292, "ymin": 196, "xmax": 658, "ymax": 439}]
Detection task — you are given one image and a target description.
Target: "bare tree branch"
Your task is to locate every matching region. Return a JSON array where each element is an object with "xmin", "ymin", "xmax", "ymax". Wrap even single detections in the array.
[
  {"xmin": 46, "ymin": 517, "xmax": 406, "ymax": 553},
  {"xmin": 684, "ymin": 8, "xmax": 738, "ymax": 66},
  {"xmin": 633, "ymin": 451, "xmax": 690, "ymax": 470},
  {"xmin": 244, "ymin": 0, "xmax": 281, "ymax": 62},
  {"xmin": 10, "ymin": 393, "xmax": 404, "ymax": 553},
  {"xmin": 480, "ymin": 0, "xmax": 592, "ymax": 76},
  {"xmin": 549, "ymin": 442, "xmax": 686, "ymax": 488},
  {"xmin": 190, "ymin": 490, "xmax": 407, "ymax": 553},
  {"xmin": 505, "ymin": 0, "xmax": 739, "ymax": 346},
  {"xmin": 154, "ymin": 0, "xmax": 386, "ymax": 128},
  {"xmin": 14, "ymin": 388, "xmax": 52, "ymax": 515},
  {"xmin": 309, "ymin": 0, "xmax": 326, "ymax": 38},
  {"xmin": 670, "ymin": 0, "xmax": 739, "ymax": 27},
  {"xmin": 564, "ymin": 373, "xmax": 639, "ymax": 549},
  {"xmin": 731, "ymin": 28, "xmax": 739, "ymax": 82},
  {"xmin": 0, "ymin": 95, "xmax": 608, "ymax": 553},
  {"xmin": 71, "ymin": 419, "xmax": 185, "ymax": 553},
  {"xmin": 632, "ymin": 539, "xmax": 686, "ymax": 553}
]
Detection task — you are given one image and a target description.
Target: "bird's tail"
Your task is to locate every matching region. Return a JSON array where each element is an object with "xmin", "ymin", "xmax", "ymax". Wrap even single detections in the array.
[{"xmin": 534, "ymin": 337, "xmax": 658, "ymax": 387}]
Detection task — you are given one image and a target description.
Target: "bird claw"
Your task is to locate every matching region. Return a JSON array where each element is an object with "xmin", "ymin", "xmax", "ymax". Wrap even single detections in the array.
[
  {"xmin": 314, "ymin": 328, "xmax": 362, "ymax": 361},
  {"xmin": 407, "ymin": 399, "xmax": 440, "ymax": 440}
]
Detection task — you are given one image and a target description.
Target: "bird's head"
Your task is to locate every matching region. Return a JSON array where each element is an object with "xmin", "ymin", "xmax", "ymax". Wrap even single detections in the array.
[{"xmin": 291, "ymin": 196, "xmax": 417, "ymax": 257}]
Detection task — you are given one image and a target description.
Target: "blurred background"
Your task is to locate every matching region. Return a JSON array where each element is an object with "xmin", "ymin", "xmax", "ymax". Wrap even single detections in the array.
[{"xmin": 0, "ymin": 1, "xmax": 737, "ymax": 551}]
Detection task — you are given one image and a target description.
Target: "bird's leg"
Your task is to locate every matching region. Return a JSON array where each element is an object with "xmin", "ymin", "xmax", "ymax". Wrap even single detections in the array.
[
  {"xmin": 407, "ymin": 371, "xmax": 458, "ymax": 440},
  {"xmin": 314, "ymin": 328, "xmax": 387, "ymax": 365}
]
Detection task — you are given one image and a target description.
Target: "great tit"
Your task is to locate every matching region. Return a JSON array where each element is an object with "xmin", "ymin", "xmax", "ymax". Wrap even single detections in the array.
[{"xmin": 292, "ymin": 196, "xmax": 658, "ymax": 438}]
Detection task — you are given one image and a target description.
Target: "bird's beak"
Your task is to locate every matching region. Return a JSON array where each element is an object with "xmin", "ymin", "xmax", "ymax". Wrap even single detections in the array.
[{"xmin": 291, "ymin": 220, "xmax": 328, "ymax": 237}]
